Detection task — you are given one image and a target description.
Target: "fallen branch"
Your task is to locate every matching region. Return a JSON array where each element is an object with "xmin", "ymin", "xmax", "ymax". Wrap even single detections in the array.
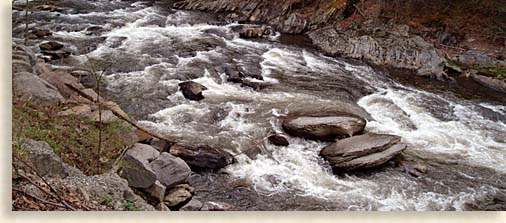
[
  {"xmin": 13, "ymin": 154, "xmax": 77, "ymax": 211},
  {"xmin": 13, "ymin": 188, "xmax": 67, "ymax": 209}
]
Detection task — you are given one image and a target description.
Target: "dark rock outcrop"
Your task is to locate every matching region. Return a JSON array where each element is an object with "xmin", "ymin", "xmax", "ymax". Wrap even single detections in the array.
[
  {"xmin": 282, "ymin": 114, "xmax": 366, "ymax": 141},
  {"xmin": 174, "ymin": 0, "xmax": 348, "ymax": 34},
  {"xmin": 268, "ymin": 135, "xmax": 289, "ymax": 146},
  {"xmin": 239, "ymin": 26, "xmax": 268, "ymax": 38},
  {"xmin": 31, "ymin": 28, "xmax": 52, "ymax": 38},
  {"xmin": 330, "ymin": 143, "xmax": 406, "ymax": 172},
  {"xmin": 169, "ymin": 144, "xmax": 234, "ymax": 171},
  {"xmin": 178, "ymin": 81, "xmax": 207, "ymax": 101},
  {"xmin": 39, "ymin": 41, "xmax": 64, "ymax": 51}
]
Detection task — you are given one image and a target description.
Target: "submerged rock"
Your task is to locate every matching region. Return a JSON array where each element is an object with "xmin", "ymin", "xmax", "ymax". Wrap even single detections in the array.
[
  {"xmin": 180, "ymin": 198, "xmax": 203, "ymax": 211},
  {"xmin": 282, "ymin": 114, "xmax": 366, "ymax": 141},
  {"xmin": 150, "ymin": 152, "xmax": 191, "ymax": 188},
  {"xmin": 169, "ymin": 144, "xmax": 234, "ymax": 171},
  {"xmin": 178, "ymin": 81, "xmax": 207, "ymax": 101}
]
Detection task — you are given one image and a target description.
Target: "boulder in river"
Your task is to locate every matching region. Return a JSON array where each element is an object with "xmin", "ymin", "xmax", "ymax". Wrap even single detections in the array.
[
  {"xmin": 163, "ymin": 184, "xmax": 194, "ymax": 207},
  {"xmin": 282, "ymin": 114, "xmax": 366, "ymax": 141},
  {"xmin": 471, "ymin": 74, "xmax": 506, "ymax": 94},
  {"xmin": 150, "ymin": 152, "xmax": 191, "ymax": 188},
  {"xmin": 178, "ymin": 81, "xmax": 207, "ymax": 101},
  {"xmin": 39, "ymin": 41, "xmax": 64, "ymax": 51},
  {"xmin": 330, "ymin": 143, "xmax": 407, "ymax": 172},
  {"xmin": 169, "ymin": 144, "xmax": 234, "ymax": 171},
  {"xmin": 320, "ymin": 134, "xmax": 407, "ymax": 172},
  {"xmin": 268, "ymin": 135, "xmax": 289, "ymax": 146},
  {"xmin": 31, "ymin": 27, "xmax": 52, "ymax": 38}
]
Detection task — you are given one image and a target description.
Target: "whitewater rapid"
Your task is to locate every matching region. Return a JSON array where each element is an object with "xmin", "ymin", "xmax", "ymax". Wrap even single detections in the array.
[{"xmin": 16, "ymin": 0, "xmax": 506, "ymax": 210}]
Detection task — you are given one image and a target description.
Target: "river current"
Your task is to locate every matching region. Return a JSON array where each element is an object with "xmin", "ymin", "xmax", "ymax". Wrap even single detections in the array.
[{"xmin": 12, "ymin": 0, "xmax": 506, "ymax": 210}]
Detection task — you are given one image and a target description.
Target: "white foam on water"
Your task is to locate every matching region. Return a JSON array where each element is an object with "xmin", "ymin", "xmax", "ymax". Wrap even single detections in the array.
[{"xmin": 358, "ymin": 88, "xmax": 506, "ymax": 173}]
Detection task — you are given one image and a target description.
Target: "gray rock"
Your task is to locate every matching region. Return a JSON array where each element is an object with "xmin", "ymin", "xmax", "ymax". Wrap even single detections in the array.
[
  {"xmin": 13, "ymin": 72, "xmax": 64, "ymax": 104},
  {"xmin": 120, "ymin": 153, "xmax": 157, "ymax": 189},
  {"xmin": 145, "ymin": 180, "xmax": 166, "ymax": 203},
  {"xmin": 39, "ymin": 71, "xmax": 84, "ymax": 99},
  {"xmin": 126, "ymin": 143, "xmax": 160, "ymax": 162},
  {"xmin": 308, "ymin": 27, "xmax": 446, "ymax": 77},
  {"xmin": 62, "ymin": 172, "xmax": 155, "ymax": 211},
  {"xmin": 471, "ymin": 74, "xmax": 506, "ymax": 94},
  {"xmin": 180, "ymin": 199, "xmax": 203, "ymax": 211},
  {"xmin": 150, "ymin": 152, "xmax": 191, "ymax": 188},
  {"xmin": 331, "ymin": 143, "xmax": 407, "ymax": 172},
  {"xmin": 31, "ymin": 27, "xmax": 52, "ymax": 38},
  {"xmin": 282, "ymin": 114, "xmax": 366, "ymax": 141},
  {"xmin": 455, "ymin": 50, "xmax": 506, "ymax": 68},
  {"xmin": 169, "ymin": 144, "xmax": 234, "ymax": 171},
  {"xmin": 178, "ymin": 81, "xmax": 207, "ymax": 101},
  {"xmin": 280, "ymin": 13, "xmax": 307, "ymax": 34},
  {"xmin": 12, "ymin": 59, "xmax": 33, "ymax": 74},
  {"xmin": 163, "ymin": 184, "xmax": 194, "ymax": 207},
  {"xmin": 17, "ymin": 138, "xmax": 68, "ymax": 178},
  {"xmin": 201, "ymin": 201, "xmax": 234, "ymax": 211},
  {"xmin": 320, "ymin": 134, "xmax": 401, "ymax": 163}
]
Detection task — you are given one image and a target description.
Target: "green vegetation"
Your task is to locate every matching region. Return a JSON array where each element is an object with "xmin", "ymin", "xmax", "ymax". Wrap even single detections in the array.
[
  {"xmin": 13, "ymin": 99, "xmax": 136, "ymax": 175},
  {"xmin": 121, "ymin": 200, "xmax": 136, "ymax": 211}
]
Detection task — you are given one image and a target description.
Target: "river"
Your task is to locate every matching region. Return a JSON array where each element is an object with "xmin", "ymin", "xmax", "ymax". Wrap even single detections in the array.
[{"xmin": 12, "ymin": 0, "xmax": 506, "ymax": 210}]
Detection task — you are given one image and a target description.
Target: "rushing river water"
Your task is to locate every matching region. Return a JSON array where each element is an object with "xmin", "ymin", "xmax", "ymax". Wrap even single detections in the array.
[{"xmin": 12, "ymin": 0, "xmax": 506, "ymax": 210}]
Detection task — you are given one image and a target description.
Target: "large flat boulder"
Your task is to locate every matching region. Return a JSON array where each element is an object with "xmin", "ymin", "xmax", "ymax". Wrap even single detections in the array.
[
  {"xmin": 282, "ymin": 114, "xmax": 366, "ymax": 141},
  {"xmin": 169, "ymin": 144, "xmax": 234, "ymax": 171},
  {"xmin": 330, "ymin": 143, "xmax": 407, "ymax": 172},
  {"xmin": 320, "ymin": 134, "xmax": 401, "ymax": 163}
]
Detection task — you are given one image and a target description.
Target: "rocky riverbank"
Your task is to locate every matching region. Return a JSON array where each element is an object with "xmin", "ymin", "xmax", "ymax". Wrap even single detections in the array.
[
  {"xmin": 173, "ymin": 0, "xmax": 506, "ymax": 93},
  {"xmin": 11, "ymin": 0, "xmax": 506, "ymax": 211}
]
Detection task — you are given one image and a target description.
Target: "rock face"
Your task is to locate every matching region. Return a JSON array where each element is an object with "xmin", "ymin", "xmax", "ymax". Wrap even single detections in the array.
[
  {"xmin": 16, "ymin": 138, "xmax": 68, "ymax": 178},
  {"xmin": 282, "ymin": 114, "xmax": 366, "ymax": 141},
  {"xmin": 150, "ymin": 152, "xmax": 191, "ymax": 188},
  {"xmin": 169, "ymin": 144, "xmax": 234, "ymax": 171},
  {"xmin": 178, "ymin": 81, "xmax": 207, "ymax": 101},
  {"xmin": 320, "ymin": 134, "xmax": 406, "ymax": 172},
  {"xmin": 268, "ymin": 135, "xmax": 289, "ymax": 146},
  {"xmin": 174, "ymin": 0, "xmax": 348, "ymax": 34},
  {"xmin": 308, "ymin": 26, "xmax": 446, "ymax": 78}
]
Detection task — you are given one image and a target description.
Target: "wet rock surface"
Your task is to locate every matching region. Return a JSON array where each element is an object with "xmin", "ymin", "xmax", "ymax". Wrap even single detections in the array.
[
  {"xmin": 282, "ymin": 114, "xmax": 366, "ymax": 141},
  {"xmin": 178, "ymin": 81, "xmax": 208, "ymax": 101},
  {"xmin": 169, "ymin": 144, "xmax": 234, "ymax": 171},
  {"xmin": 150, "ymin": 152, "xmax": 192, "ymax": 188}
]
